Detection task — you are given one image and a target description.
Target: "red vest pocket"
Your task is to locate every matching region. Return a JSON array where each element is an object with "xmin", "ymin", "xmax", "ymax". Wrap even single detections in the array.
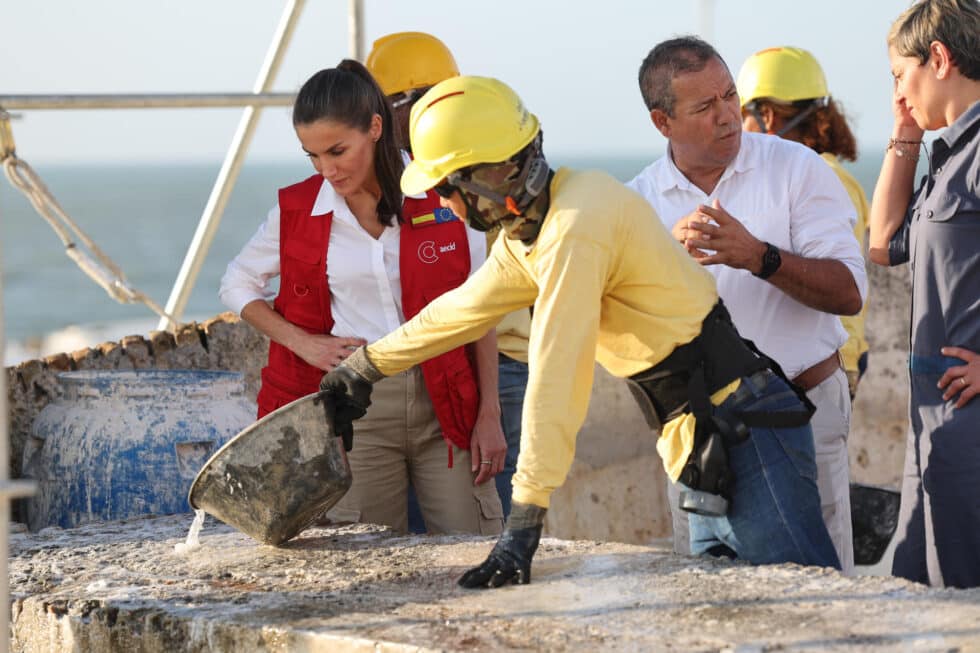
[{"xmin": 282, "ymin": 238, "xmax": 323, "ymax": 264}]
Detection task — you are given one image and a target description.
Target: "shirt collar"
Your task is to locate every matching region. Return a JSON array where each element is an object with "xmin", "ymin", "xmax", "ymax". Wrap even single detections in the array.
[
  {"xmin": 937, "ymin": 99, "xmax": 980, "ymax": 152},
  {"xmin": 310, "ymin": 149, "xmax": 427, "ymax": 216},
  {"xmin": 657, "ymin": 133, "xmax": 756, "ymax": 194}
]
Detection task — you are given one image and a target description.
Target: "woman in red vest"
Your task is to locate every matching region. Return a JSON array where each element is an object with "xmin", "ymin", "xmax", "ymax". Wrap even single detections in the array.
[{"xmin": 219, "ymin": 60, "xmax": 505, "ymax": 535}]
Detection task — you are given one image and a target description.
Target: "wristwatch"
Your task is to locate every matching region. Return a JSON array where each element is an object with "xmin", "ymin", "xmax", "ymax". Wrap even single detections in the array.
[{"xmin": 754, "ymin": 242, "xmax": 782, "ymax": 279}]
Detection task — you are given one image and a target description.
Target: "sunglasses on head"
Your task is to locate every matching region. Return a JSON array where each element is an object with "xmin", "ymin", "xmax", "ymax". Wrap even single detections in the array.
[{"xmin": 389, "ymin": 87, "xmax": 427, "ymax": 110}]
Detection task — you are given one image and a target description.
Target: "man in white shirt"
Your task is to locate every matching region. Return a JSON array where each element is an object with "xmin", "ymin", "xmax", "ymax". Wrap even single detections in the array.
[{"xmin": 627, "ymin": 36, "xmax": 867, "ymax": 573}]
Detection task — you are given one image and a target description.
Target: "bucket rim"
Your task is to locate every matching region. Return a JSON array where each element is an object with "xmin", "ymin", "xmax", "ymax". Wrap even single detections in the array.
[{"xmin": 56, "ymin": 368, "xmax": 244, "ymax": 386}]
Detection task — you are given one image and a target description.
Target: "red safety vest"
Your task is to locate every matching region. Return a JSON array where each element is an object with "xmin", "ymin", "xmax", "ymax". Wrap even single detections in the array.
[{"xmin": 256, "ymin": 174, "xmax": 478, "ymax": 458}]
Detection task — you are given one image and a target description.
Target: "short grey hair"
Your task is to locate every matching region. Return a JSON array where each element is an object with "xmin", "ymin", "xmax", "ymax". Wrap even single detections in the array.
[{"xmin": 888, "ymin": 0, "xmax": 980, "ymax": 80}]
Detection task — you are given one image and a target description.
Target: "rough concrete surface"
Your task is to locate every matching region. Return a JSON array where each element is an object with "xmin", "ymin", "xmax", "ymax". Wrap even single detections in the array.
[{"xmin": 10, "ymin": 515, "xmax": 980, "ymax": 652}]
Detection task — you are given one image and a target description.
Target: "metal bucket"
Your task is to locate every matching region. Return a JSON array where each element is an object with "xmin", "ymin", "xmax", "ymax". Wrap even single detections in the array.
[
  {"xmin": 188, "ymin": 392, "xmax": 351, "ymax": 546},
  {"xmin": 24, "ymin": 369, "xmax": 255, "ymax": 531},
  {"xmin": 850, "ymin": 483, "xmax": 901, "ymax": 566}
]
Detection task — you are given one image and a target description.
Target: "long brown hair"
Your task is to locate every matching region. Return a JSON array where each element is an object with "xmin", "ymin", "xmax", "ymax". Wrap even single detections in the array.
[
  {"xmin": 293, "ymin": 59, "xmax": 404, "ymax": 225},
  {"xmin": 754, "ymin": 97, "xmax": 858, "ymax": 161}
]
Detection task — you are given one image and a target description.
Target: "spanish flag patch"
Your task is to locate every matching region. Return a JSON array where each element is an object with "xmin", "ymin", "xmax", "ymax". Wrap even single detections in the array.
[{"xmin": 411, "ymin": 207, "xmax": 458, "ymax": 226}]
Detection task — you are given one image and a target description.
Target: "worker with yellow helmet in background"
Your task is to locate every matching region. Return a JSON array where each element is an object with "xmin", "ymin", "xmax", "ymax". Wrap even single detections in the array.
[
  {"xmin": 368, "ymin": 33, "xmax": 532, "ymax": 522},
  {"xmin": 736, "ymin": 47, "xmax": 870, "ymax": 402},
  {"xmin": 367, "ymin": 31, "xmax": 460, "ymax": 151},
  {"xmin": 319, "ymin": 75, "xmax": 840, "ymax": 587},
  {"xmin": 729, "ymin": 45, "xmax": 868, "ymax": 574}
]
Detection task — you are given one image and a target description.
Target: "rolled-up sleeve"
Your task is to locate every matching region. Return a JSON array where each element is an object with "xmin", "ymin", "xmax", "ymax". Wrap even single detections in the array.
[
  {"xmin": 789, "ymin": 154, "xmax": 868, "ymax": 302},
  {"xmin": 218, "ymin": 205, "xmax": 281, "ymax": 315}
]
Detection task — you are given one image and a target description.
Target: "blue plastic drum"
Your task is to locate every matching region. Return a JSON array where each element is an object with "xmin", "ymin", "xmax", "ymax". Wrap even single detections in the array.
[{"xmin": 23, "ymin": 369, "xmax": 255, "ymax": 530}]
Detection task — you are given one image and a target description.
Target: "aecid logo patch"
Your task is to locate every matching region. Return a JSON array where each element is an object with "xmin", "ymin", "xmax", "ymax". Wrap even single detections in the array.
[
  {"xmin": 417, "ymin": 240, "xmax": 458, "ymax": 264},
  {"xmin": 418, "ymin": 240, "xmax": 438, "ymax": 264}
]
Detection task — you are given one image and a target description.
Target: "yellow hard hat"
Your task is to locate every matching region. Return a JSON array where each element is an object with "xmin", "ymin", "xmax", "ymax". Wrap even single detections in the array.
[
  {"xmin": 736, "ymin": 46, "xmax": 829, "ymax": 106},
  {"xmin": 401, "ymin": 76, "xmax": 540, "ymax": 195},
  {"xmin": 365, "ymin": 32, "xmax": 460, "ymax": 97}
]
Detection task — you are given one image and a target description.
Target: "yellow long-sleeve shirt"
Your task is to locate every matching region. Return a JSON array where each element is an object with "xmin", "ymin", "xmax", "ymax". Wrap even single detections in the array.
[
  {"xmin": 368, "ymin": 168, "xmax": 719, "ymax": 507},
  {"xmin": 486, "ymin": 230, "xmax": 531, "ymax": 363},
  {"xmin": 820, "ymin": 153, "xmax": 870, "ymax": 374}
]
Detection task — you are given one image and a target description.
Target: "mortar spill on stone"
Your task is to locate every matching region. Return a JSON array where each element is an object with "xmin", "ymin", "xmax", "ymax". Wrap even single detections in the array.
[{"xmin": 174, "ymin": 509, "xmax": 206, "ymax": 555}]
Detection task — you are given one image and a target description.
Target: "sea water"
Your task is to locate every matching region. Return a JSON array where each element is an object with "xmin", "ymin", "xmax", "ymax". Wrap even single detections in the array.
[
  {"xmin": 1, "ymin": 155, "xmax": 886, "ymax": 363},
  {"xmin": 174, "ymin": 509, "xmax": 206, "ymax": 555}
]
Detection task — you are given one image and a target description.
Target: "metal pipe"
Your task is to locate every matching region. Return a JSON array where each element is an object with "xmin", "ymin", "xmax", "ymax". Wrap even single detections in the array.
[
  {"xmin": 157, "ymin": 0, "xmax": 307, "ymax": 330},
  {"xmin": 0, "ymin": 93, "xmax": 296, "ymax": 111},
  {"xmin": 0, "ymin": 223, "xmax": 38, "ymax": 653},
  {"xmin": 349, "ymin": 0, "xmax": 364, "ymax": 61},
  {"xmin": 697, "ymin": 0, "xmax": 717, "ymax": 44}
]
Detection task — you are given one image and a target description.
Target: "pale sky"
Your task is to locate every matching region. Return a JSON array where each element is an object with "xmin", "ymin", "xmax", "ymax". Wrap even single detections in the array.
[{"xmin": 1, "ymin": 0, "xmax": 912, "ymax": 164}]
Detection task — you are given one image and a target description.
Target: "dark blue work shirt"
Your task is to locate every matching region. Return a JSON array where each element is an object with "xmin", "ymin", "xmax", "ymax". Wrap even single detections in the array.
[{"xmin": 890, "ymin": 100, "xmax": 980, "ymax": 363}]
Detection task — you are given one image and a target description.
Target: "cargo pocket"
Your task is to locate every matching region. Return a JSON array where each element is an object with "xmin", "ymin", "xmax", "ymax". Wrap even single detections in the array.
[
  {"xmin": 281, "ymin": 239, "xmax": 325, "ymax": 330},
  {"xmin": 474, "ymin": 483, "xmax": 505, "ymax": 535}
]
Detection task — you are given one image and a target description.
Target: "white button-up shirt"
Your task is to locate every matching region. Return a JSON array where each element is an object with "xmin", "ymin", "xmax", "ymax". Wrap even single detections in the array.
[
  {"xmin": 219, "ymin": 178, "xmax": 486, "ymax": 344},
  {"xmin": 627, "ymin": 131, "xmax": 867, "ymax": 378}
]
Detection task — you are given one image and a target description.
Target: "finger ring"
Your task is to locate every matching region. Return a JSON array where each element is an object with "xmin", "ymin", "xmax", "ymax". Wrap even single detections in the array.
[
  {"xmin": 960, "ymin": 377, "xmax": 968, "ymax": 386},
  {"xmin": 480, "ymin": 460, "xmax": 491, "ymax": 465}
]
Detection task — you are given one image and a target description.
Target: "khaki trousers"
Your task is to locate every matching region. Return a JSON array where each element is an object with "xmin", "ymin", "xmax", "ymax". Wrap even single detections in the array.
[{"xmin": 328, "ymin": 367, "xmax": 503, "ymax": 535}]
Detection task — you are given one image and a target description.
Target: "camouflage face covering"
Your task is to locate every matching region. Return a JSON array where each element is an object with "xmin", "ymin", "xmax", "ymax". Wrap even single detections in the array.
[{"xmin": 450, "ymin": 159, "xmax": 545, "ymax": 242}]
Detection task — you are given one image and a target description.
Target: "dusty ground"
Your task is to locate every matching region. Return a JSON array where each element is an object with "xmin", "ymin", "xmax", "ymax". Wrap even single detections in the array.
[{"xmin": 9, "ymin": 514, "xmax": 980, "ymax": 652}]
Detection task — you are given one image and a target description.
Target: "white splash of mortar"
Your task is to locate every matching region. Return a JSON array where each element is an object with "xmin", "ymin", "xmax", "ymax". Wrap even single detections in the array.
[{"xmin": 174, "ymin": 509, "xmax": 206, "ymax": 555}]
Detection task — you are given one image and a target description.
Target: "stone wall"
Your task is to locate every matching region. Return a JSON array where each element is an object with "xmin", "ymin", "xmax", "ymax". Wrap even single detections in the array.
[
  {"xmin": 849, "ymin": 261, "xmax": 912, "ymax": 488},
  {"xmin": 5, "ymin": 259, "xmax": 912, "ymax": 542}
]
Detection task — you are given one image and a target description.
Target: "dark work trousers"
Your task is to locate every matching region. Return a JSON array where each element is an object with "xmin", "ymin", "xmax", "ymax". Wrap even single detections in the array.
[{"xmin": 892, "ymin": 366, "xmax": 980, "ymax": 588}]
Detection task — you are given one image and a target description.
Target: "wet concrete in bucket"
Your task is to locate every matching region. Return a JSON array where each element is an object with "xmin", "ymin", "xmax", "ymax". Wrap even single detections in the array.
[{"xmin": 9, "ymin": 515, "xmax": 980, "ymax": 652}]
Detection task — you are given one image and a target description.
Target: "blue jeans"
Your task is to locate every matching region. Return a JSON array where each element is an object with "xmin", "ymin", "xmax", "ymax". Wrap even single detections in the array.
[
  {"xmin": 687, "ymin": 370, "xmax": 841, "ymax": 569},
  {"xmin": 407, "ymin": 354, "xmax": 528, "ymax": 531},
  {"xmin": 495, "ymin": 354, "xmax": 528, "ymax": 520}
]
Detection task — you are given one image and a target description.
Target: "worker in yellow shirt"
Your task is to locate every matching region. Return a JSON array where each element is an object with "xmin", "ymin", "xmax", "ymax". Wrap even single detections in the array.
[{"xmin": 320, "ymin": 76, "xmax": 839, "ymax": 587}]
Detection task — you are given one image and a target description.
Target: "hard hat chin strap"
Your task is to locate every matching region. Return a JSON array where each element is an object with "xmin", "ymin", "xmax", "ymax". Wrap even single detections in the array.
[
  {"xmin": 775, "ymin": 98, "xmax": 827, "ymax": 136},
  {"xmin": 745, "ymin": 97, "xmax": 828, "ymax": 137}
]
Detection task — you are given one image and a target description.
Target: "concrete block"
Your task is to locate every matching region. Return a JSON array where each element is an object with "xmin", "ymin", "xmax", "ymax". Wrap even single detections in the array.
[
  {"xmin": 97, "ymin": 342, "xmax": 133, "ymax": 370},
  {"xmin": 70, "ymin": 347, "xmax": 102, "ymax": 369},
  {"xmin": 202, "ymin": 313, "xmax": 268, "ymax": 402},
  {"xmin": 120, "ymin": 335, "xmax": 152, "ymax": 368},
  {"xmin": 42, "ymin": 353, "xmax": 72, "ymax": 372}
]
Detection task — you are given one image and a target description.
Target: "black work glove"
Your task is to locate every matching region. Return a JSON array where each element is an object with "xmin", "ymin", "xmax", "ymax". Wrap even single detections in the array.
[
  {"xmin": 458, "ymin": 502, "xmax": 546, "ymax": 589},
  {"xmin": 317, "ymin": 346, "xmax": 384, "ymax": 451}
]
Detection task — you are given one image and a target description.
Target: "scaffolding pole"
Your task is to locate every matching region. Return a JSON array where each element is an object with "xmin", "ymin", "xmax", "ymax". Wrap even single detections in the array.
[
  {"xmin": 0, "ymin": 231, "xmax": 39, "ymax": 653},
  {"xmin": 349, "ymin": 0, "xmax": 364, "ymax": 61},
  {"xmin": 0, "ymin": 93, "xmax": 296, "ymax": 110}
]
